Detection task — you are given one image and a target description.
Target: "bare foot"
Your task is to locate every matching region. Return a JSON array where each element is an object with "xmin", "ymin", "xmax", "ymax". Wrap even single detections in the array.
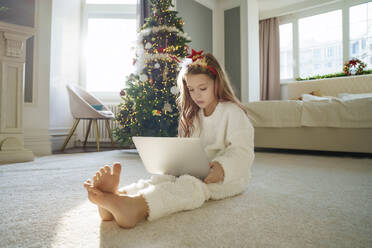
[
  {"xmin": 84, "ymin": 179, "xmax": 114, "ymax": 221},
  {"xmin": 93, "ymin": 162, "xmax": 122, "ymax": 194},
  {"xmin": 85, "ymin": 185, "xmax": 148, "ymax": 228}
]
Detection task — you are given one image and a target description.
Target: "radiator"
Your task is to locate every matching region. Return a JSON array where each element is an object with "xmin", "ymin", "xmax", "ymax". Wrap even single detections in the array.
[{"xmin": 77, "ymin": 104, "xmax": 120, "ymax": 143}]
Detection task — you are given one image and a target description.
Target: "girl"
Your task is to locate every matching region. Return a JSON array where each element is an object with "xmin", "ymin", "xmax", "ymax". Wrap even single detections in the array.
[{"xmin": 83, "ymin": 51, "xmax": 255, "ymax": 228}]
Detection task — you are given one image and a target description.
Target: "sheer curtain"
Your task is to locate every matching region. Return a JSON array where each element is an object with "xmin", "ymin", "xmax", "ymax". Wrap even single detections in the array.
[
  {"xmin": 259, "ymin": 17, "xmax": 280, "ymax": 100},
  {"xmin": 137, "ymin": 0, "xmax": 152, "ymax": 30}
]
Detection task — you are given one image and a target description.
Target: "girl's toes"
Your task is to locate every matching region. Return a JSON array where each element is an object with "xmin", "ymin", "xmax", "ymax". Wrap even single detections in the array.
[
  {"xmin": 104, "ymin": 165, "xmax": 111, "ymax": 174},
  {"xmin": 84, "ymin": 181, "xmax": 90, "ymax": 189},
  {"xmin": 113, "ymin": 162, "xmax": 122, "ymax": 177},
  {"xmin": 99, "ymin": 167, "xmax": 106, "ymax": 176}
]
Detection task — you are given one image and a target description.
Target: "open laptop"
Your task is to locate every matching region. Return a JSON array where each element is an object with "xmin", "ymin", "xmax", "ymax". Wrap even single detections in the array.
[{"xmin": 132, "ymin": 136, "xmax": 210, "ymax": 179}]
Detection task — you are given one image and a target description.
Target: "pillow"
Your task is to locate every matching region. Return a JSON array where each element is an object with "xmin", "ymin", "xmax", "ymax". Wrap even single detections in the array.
[
  {"xmin": 301, "ymin": 94, "xmax": 331, "ymax": 102},
  {"xmin": 296, "ymin": 90, "xmax": 322, "ymax": 100},
  {"xmin": 338, "ymin": 93, "xmax": 372, "ymax": 101},
  {"xmin": 91, "ymin": 104, "xmax": 103, "ymax": 110}
]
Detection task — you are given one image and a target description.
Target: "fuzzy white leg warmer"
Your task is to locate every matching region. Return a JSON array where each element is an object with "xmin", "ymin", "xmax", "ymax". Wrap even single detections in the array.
[
  {"xmin": 118, "ymin": 174, "xmax": 176, "ymax": 195},
  {"xmin": 139, "ymin": 175, "xmax": 211, "ymax": 221}
]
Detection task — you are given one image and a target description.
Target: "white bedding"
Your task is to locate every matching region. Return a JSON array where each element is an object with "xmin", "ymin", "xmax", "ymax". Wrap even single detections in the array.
[
  {"xmin": 245, "ymin": 97, "xmax": 372, "ymax": 128},
  {"xmin": 245, "ymin": 100, "xmax": 302, "ymax": 127},
  {"xmin": 301, "ymin": 97, "xmax": 372, "ymax": 128}
]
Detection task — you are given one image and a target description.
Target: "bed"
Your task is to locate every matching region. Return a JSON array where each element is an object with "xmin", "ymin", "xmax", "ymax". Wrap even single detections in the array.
[{"xmin": 244, "ymin": 74, "xmax": 372, "ymax": 154}]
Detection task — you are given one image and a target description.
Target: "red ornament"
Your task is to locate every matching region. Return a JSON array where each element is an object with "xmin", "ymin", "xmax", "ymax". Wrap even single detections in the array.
[{"xmin": 158, "ymin": 47, "xmax": 164, "ymax": 53}]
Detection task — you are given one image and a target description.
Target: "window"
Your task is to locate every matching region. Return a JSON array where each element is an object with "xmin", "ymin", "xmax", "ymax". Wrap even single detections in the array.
[
  {"xmin": 313, "ymin": 48, "xmax": 321, "ymax": 57},
  {"xmin": 351, "ymin": 42, "xmax": 359, "ymax": 55},
  {"xmin": 86, "ymin": 18, "xmax": 136, "ymax": 92},
  {"xmin": 278, "ymin": 1, "xmax": 372, "ymax": 82},
  {"xmin": 327, "ymin": 47, "xmax": 334, "ymax": 57},
  {"xmin": 83, "ymin": 1, "xmax": 137, "ymax": 96},
  {"xmin": 350, "ymin": 2, "xmax": 372, "ymax": 69},
  {"xmin": 279, "ymin": 23, "xmax": 293, "ymax": 79},
  {"xmin": 298, "ymin": 10, "xmax": 342, "ymax": 78}
]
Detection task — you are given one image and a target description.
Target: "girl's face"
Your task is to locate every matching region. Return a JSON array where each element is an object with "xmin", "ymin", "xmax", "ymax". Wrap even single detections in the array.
[{"xmin": 186, "ymin": 74, "xmax": 218, "ymax": 116}]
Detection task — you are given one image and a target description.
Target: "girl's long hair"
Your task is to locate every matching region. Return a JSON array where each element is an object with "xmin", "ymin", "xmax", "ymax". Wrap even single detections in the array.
[{"xmin": 176, "ymin": 53, "xmax": 247, "ymax": 137}]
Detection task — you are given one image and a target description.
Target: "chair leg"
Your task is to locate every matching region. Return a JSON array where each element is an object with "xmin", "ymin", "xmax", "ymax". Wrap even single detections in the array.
[
  {"xmin": 61, "ymin": 119, "xmax": 80, "ymax": 152},
  {"xmin": 105, "ymin": 119, "xmax": 115, "ymax": 148},
  {"xmin": 93, "ymin": 119, "xmax": 100, "ymax": 152},
  {"xmin": 83, "ymin": 119, "xmax": 92, "ymax": 148}
]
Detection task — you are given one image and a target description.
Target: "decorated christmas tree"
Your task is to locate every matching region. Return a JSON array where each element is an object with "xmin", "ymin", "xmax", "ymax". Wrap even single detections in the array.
[{"xmin": 113, "ymin": 0, "xmax": 191, "ymax": 146}]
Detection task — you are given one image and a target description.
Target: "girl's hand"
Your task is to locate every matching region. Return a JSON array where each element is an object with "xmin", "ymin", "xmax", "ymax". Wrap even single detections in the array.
[{"xmin": 204, "ymin": 161, "xmax": 224, "ymax": 184}]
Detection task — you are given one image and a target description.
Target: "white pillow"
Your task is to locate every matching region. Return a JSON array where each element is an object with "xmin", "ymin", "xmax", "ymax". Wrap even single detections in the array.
[
  {"xmin": 338, "ymin": 93, "xmax": 372, "ymax": 101},
  {"xmin": 301, "ymin": 94, "xmax": 331, "ymax": 102}
]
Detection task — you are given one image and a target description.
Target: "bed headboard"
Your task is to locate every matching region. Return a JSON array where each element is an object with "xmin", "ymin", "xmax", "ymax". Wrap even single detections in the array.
[{"xmin": 287, "ymin": 74, "xmax": 372, "ymax": 99}]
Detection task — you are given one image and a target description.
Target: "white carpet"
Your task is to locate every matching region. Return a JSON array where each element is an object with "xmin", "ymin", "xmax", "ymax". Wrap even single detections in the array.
[{"xmin": 0, "ymin": 150, "xmax": 371, "ymax": 248}]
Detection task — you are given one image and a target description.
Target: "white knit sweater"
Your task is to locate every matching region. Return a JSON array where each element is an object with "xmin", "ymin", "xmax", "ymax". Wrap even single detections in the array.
[{"xmin": 191, "ymin": 101, "xmax": 255, "ymax": 199}]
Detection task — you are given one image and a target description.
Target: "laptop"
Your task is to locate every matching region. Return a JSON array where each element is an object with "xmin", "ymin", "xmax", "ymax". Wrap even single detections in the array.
[{"xmin": 132, "ymin": 136, "xmax": 210, "ymax": 179}]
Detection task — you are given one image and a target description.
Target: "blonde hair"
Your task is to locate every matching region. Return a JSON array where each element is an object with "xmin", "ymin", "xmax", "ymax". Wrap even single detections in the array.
[{"xmin": 176, "ymin": 53, "xmax": 247, "ymax": 137}]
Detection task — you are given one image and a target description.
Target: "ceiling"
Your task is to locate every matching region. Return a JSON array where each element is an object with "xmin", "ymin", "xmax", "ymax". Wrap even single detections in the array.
[{"xmin": 257, "ymin": 0, "xmax": 311, "ymax": 12}]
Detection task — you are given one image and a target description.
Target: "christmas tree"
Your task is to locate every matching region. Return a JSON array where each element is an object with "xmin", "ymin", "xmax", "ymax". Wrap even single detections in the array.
[{"xmin": 113, "ymin": 0, "xmax": 191, "ymax": 146}]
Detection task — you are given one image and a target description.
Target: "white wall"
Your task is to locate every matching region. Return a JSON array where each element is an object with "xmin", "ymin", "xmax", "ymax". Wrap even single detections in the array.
[
  {"xmin": 214, "ymin": 0, "xmax": 260, "ymax": 103},
  {"xmin": 245, "ymin": 0, "xmax": 260, "ymax": 102},
  {"xmin": 177, "ymin": 0, "xmax": 213, "ymax": 53},
  {"xmin": 49, "ymin": 0, "xmax": 82, "ymax": 151},
  {"xmin": 24, "ymin": 0, "xmax": 52, "ymax": 156}
]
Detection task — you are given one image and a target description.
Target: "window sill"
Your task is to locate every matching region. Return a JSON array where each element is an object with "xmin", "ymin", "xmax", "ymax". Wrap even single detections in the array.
[{"xmin": 280, "ymin": 80, "xmax": 296, "ymax": 85}]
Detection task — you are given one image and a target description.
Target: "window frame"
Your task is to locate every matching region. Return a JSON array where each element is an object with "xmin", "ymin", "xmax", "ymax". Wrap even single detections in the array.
[
  {"xmin": 278, "ymin": 0, "xmax": 370, "ymax": 83},
  {"xmin": 80, "ymin": 2, "xmax": 137, "ymax": 104}
]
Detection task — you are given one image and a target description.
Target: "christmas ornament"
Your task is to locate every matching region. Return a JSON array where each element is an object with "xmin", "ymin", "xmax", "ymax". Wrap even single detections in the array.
[
  {"xmin": 152, "ymin": 110, "xmax": 161, "ymax": 116},
  {"xmin": 139, "ymin": 74, "xmax": 148, "ymax": 82},
  {"xmin": 163, "ymin": 66, "xmax": 168, "ymax": 80},
  {"xmin": 120, "ymin": 89, "xmax": 126, "ymax": 96},
  {"xmin": 170, "ymin": 86, "xmax": 179, "ymax": 95},
  {"xmin": 145, "ymin": 42, "xmax": 152, "ymax": 49},
  {"xmin": 163, "ymin": 102, "xmax": 172, "ymax": 113},
  {"xmin": 154, "ymin": 63, "xmax": 160, "ymax": 69}
]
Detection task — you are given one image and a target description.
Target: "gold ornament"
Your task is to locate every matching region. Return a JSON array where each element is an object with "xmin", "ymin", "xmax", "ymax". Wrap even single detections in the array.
[{"xmin": 163, "ymin": 66, "xmax": 168, "ymax": 80}]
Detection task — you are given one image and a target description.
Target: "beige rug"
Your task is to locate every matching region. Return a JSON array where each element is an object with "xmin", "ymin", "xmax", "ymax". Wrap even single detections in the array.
[{"xmin": 0, "ymin": 150, "xmax": 371, "ymax": 248}]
